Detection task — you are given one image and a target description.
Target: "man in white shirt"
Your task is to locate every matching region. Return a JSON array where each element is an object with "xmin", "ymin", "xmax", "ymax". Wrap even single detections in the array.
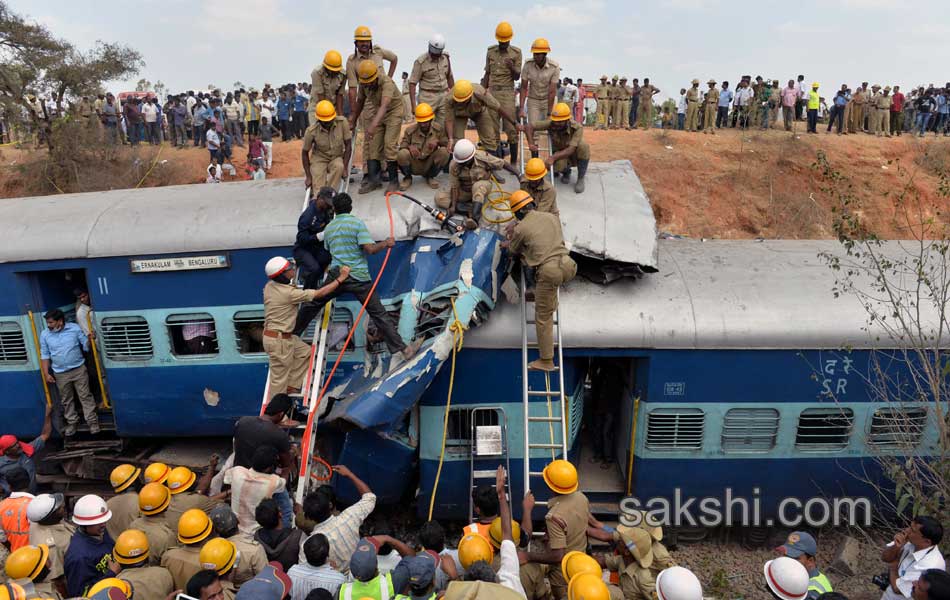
[
  {"xmin": 74, "ymin": 289, "xmax": 94, "ymax": 337},
  {"xmin": 881, "ymin": 516, "xmax": 945, "ymax": 600},
  {"xmin": 562, "ymin": 78, "xmax": 579, "ymax": 121},
  {"xmin": 223, "ymin": 446, "xmax": 286, "ymax": 535},
  {"xmin": 493, "ymin": 467, "xmax": 527, "ymax": 598},
  {"xmin": 677, "ymin": 88, "xmax": 688, "ymax": 130}
]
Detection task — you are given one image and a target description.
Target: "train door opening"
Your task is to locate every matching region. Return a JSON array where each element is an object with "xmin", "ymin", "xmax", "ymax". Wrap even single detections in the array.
[{"xmin": 15, "ymin": 268, "xmax": 113, "ymax": 432}]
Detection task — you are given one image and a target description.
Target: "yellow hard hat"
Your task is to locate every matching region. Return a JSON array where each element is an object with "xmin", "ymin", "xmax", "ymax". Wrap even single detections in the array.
[
  {"xmin": 488, "ymin": 517, "xmax": 521, "ymax": 549},
  {"xmin": 110, "ymin": 464, "xmax": 141, "ymax": 493},
  {"xmin": 453, "ymin": 80, "xmax": 474, "ymax": 103},
  {"xmin": 138, "ymin": 482, "xmax": 171, "ymax": 516},
  {"xmin": 315, "ymin": 100, "xmax": 337, "ymax": 122},
  {"xmin": 509, "ymin": 190, "xmax": 534, "ymax": 213},
  {"xmin": 551, "ymin": 102, "xmax": 572, "ymax": 122},
  {"xmin": 0, "ymin": 582, "xmax": 26, "ymax": 600},
  {"xmin": 812, "ymin": 81, "xmax": 820, "ymax": 88},
  {"xmin": 357, "ymin": 60, "xmax": 379, "ymax": 84},
  {"xmin": 561, "ymin": 551, "xmax": 602, "ymax": 583},
  {"xmin": 166, "ymin": 466, "xmax": 196, "ymax": 495},
  {"xmin": 458, "ymin": 533, "xmax": 494, "ymax": 569},
  {"xmin": 199, "ymin": 538, "xmax": 238, "ymax": 575},
  {"xmin": 415, "ymin": 102, "xmax": 435, "ymax": 123},
  {"xmin": 4, "ymin": 544, "xmax": 49, "ymax": 580},
  {"xmin": 88, "ymin": 578, "xmax": 132, "ymax": 598},
  {"xmin": 143, "ymin": 462, "xmax": 170, "ymax": 484},
  {"xmin": 495, "ymin": 21, "xmax": 513, "ymax": 42},
  {"xmin": 354, "ymin": 25, "xmax": 372, "ymax": 41},
  {"xmin": 568, "ymin": 572, "xmax": 610, "ymax": 600},
  {"xmin": 114, "ymin": 529, "xmax": 150, "ymax": 565},
  {"xmin": 323, "ymin": 50, "xmax": 343, "ymax": 72},
  {"xmin": 524, "ymin": 158, "xmax": 548, "ymax": 181},
  {"xmin": 542, "ymin": 459, "xmax": 578, "ymax": 494},
  {"xmin": 177, "ymin": 508, "xmax": 213, "ymax": 544},
  {"xmin": 531, "ymin": 38, "xmax": 551, "ymax": 54}
]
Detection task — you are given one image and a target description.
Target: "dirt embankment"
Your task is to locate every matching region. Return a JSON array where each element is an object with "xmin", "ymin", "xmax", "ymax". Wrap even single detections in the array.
[{"xmin": 2, "ymin": 127, "xmax": 948, "ymax": 240}]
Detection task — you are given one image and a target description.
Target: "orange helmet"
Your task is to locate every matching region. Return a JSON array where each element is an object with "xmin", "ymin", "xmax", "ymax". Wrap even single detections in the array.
[
  {"xmin": 524, "ymin": 158, "xmax": 547, "ymax": 181},
  {"xmin": 323, "ymin": 50, "xmax": 343, "ymax": 72},
  {"xmin": 495, "ymin": 22, "xmax": 513, "ymax": 42},
  {"xmin": 357, "ymin": 60, "xmax": 379, "ymax": 84},
  {"xmin": 531, "ymin": 38, "xmax": 551, "ymax": 54},
  {"xmin": 415, "ymin": 103, "xmax": 435, "ymax": 123},
  {"xmin": 354, "ymin": 25, "xmax": 372, "ymax": 42},
  {"xmin": 551, "ymin": 102, "xmax": 572, "ymax": 122},
  {"xmin": 509, "ymin": 190, "xmax": 534, "ymax": 212},
  {"xmin": 542, "ymin": 459, "xmax": 578, "ymax": 494}
]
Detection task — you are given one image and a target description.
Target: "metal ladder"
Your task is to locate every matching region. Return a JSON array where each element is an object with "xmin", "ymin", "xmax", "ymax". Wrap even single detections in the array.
[
  {"xmin": 468, "ymin": 407, "xmax": 511, "ymax": 522},
  {"xmin": 518, "ymin": 116, "xmax": 557, "ymax": 186},
  {"xmin": 520, "ymin": 270, "xmax": 568, "ymax": 511}
]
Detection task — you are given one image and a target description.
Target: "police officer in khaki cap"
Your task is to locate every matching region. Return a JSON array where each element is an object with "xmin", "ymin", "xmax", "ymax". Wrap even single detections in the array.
[
  {"xmin": 595, "ymin": 75, "xmax": 610, "ymax": 130},
  {"xmin": 703, "ymin": 79, "xmax": 719, "ymax": 134},
  {"xmin": 685, "ymin": 79, "xmax": 701, "ymax": 132}
]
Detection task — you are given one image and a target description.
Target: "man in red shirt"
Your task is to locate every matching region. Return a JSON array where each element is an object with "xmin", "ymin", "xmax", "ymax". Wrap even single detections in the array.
[{"xmin": 890, "ymin": 85, "xmax": 905, "ymax": 136}]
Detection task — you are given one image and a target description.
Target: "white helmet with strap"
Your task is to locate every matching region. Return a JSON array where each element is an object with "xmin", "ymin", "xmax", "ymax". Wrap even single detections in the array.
[
  {"xmin": 72, "ymin": 494, "xmax": 112, "ymax": 526},
  {"xmin": 763, "ymin": 557, "xmax": 809, "ymax": 600},
  {"xmin": 429, "ymin": 33, "xmax": 446, "ymax": 54},
  {"xmin": 656, "ymin": 566, "xmax": 703, "ymax": 600},
  {"xmin": 453, "ymin": 138, "xmax": 476, "ymax": 163},
  {"xmin": 265, "ymin": 256, "xmax": 291, "ymax": 279}
]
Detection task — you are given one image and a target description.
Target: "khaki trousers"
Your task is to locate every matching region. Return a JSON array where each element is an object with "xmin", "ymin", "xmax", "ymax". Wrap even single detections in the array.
[
  {"xmin": 535, "ymin": 255, "xmax": 577, "ymax": 360},
  {"xmin": 638, "ymin": 101, "xmax": 653, "ymax": 129},
  {"xmin": 454, "ymin": 180, "xmax": 494, "ymax": 218},
  {"xmin": 879, "ymin": 108, "xmax": 890, "ymax": 136},
  {"xmin": 367, "ymin": 108, "xmax": 404, "ymax": 162},
  {"xmin": 520, "ymin": 563, "xmax": 550, "ymax": 600},
  {"xmin": 396, "ymin": 147, "xmax": 449, "ymax": 175},
  {"xmin": 869, "ymin": 107, "xmax": 879, "ymax": 134},
  {"xmin": 310, "ymin": 156, "xmax": 344, "ymax": 190},
  {"xmin": 850, "ymin": 104, "xmax": 864, "ymax": 133},
  {"xmin": 526, "ymin": 97, "xmax": 552, "ymax": 145},
  {"xmin": 621, "ymin": 100, "xmax": 631, "ymax": 128},
  {"xmin": 685, "ymin": 102, "xmax": 700, "ymax": 131},
  {"xmin": 417, "ymin": 89, "xmax": 447, "ymax": 128},
  {"xmin": 611, "ymin": 100, "xmax": 623, "ymax": 129},
  {"xmin": 596, "ymin": 99, "xmax": 609, "ymax": 129},
  {"xmin": 455, "ymin": 109, "xmax": 498, "ymax": 152},
  {"xmin": 55, "ymin": 364, "xmax": 98, "ymax": 433},
  {"xmin": 490, "ymin": 87, "xmax": 518, "ymax": 143},
  {"xmin": 703, "ymin": 104, "xmax": 717, "ymax": 132},
  {"xmin": 263, "ymin": 334, "xmax": 311, "ymax": 397},
  {"xmin": 553, "ymin": 141, "xmax": 590, "ymax": 173}
]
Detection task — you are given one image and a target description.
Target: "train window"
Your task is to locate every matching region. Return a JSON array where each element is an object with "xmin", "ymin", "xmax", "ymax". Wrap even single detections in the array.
[
  {"xmin": 645, "ymin": 408, "xmax": 704, "ymax": 451},
  {"xmin": 0, "ymin": 321, "xmax": 28, "ymax": 364},
  {"xmin": 721, "ymin": 408, "xmax": 780, "ymax": 453},
  {"xmin": 444, "ymin": 408, "xmax": 500, "ymax": 455},
  {"xmin": 300, "ymin": 308, "xmax": 354, "ymax": 353},
  {"xmin": 101, "ymin": 316, "xmax": 153, "ymax": 360},
  {"xmin": 233, "ymin": 311, "xmax": 265, "ymax": 354},
  {"xmin": 795, "ymin": 407, "xmax": 854, "ymax": 451},
  {"xmin": 166, "ymin": 313, "xmax": 218, "ymax": 356},
  {"xmin": 867, "ymin": 407, "xmax": 927, "ymax": 449}
]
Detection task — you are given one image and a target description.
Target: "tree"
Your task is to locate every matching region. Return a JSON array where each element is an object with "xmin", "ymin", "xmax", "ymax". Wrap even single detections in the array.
[
  {"xmin": 135, "ymin": 78, "xmax": 151, "ymax": 92},
  {"xmin": 153, "ymin": 80, "xmax": 166, "ymax": 99},
  {"xmin": 47, "ymin": 42, "xmax": 143, "ymax": 110},
  {"xmin": 233, "ymin": 81, "xmax": 245, "ymax": 90}
]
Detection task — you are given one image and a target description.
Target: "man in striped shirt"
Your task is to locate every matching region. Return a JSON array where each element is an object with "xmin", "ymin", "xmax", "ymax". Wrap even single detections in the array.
[{"xmin": 288, "ymin": 534, "xmax": 346, "ymax": 600}]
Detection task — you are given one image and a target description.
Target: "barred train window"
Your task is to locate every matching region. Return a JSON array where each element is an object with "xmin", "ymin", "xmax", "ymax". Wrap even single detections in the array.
[
  {"xmin": 233, "ymin": 311, "xmax": 265, "ymax": 355},
  {"xmin": 444, "ymin": 408, "xmax": 500, "ymax": 455},
  {"xmin": 0, "ymin": 322, "xmax": 28, "ymax": 364},
  {"xmin": 101, "ymin": 316, "xmax": 153, "ymax": 360},
  {"xmin": 166, "ymin": 313, "xmax": 218, "ymax": 356},
  {"xmin": 646, "ymin": 408, "xmax": 704, "ymax": 451},
  {"xmin": 867, "ymin": 407, "xmax": 927, "ymax": 449},
  {"xmin": 795, "ymin": 407, "xmax": 854, "ymax": 451},
  {"xmin": 721, "ymin": 408, "xmax": 780, "ymax": 453}
]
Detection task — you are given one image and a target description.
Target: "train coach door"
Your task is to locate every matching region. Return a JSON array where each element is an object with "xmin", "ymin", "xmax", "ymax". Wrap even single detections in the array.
[{"xmin": 14, "ymin": 268, "xmax": 114, "ymax": 433}]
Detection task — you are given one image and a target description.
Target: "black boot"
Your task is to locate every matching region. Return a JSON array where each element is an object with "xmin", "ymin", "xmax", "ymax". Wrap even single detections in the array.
[
  {"xmin": 530, "ymin": 148, "xmax": 539, "ymax": 159},
  {"xmin": 386, "ymin": 161, "xmax": 400, "ymax": 192},
  {"xmin": 425, "ymin": 163, "xmax": 442, "ymax": 189},
  {"xmin": 509, "ymin": 142, "xmax": 518, "ymax": 166},
  {"xmin": 560, "ymin": 169, "xmax": 572, "ymax": 185},
  {"xmin": 574, "ymin": 159, "xmax": 589, "ymax": 193},
  {"xmin": 398, "ymin": 163, "xmax": 412, "ymax": 191},
  {"xmin": 360, "ymin": 160, "xmax": 382, "ymax": 194}
]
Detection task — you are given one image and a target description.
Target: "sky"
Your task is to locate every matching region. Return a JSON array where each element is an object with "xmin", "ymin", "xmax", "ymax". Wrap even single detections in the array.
[{"xmin": 10, "ymin": 0, "xmax": 950, "ymax": 103}]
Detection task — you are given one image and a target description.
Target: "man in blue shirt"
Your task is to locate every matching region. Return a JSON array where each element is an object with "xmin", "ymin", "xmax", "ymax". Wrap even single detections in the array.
[
  {"xmin": 0, "ymin": 403, "xmax": 52, "ymax": 494},
  {"xmin": 40, "ymin": 308, "xmax": 98, "ymax": 436},
  {"xmin": 293, "ymin": 88, "xmax": 310, "ymax": 139},
  {"xmin": 277, "ymin": 90, "xmax": 293, "ymax": 141},
  {"xmin": 297, "ymin": 193, "xmax": 420, "ymax": 359},
  {"xmin": 716, "ymin": 81, "xmax": 734, "ymax": 129}
]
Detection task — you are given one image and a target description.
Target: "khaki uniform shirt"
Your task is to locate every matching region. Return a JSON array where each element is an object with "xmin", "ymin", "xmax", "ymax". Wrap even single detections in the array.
[
  {"xmin": 161, "ymin": 545, "xmax": 203, "ymax": 590},
  {"xmin": 706, "ymin": 87, "xmax": 720, "ymax": 106},
  {"xmin": 853, "ymin": 89, "xmax": 867, "ymax": 105},
  {"xmin": 617, "ymin": 85, "xmax": 630, "ymax": 101},
  {"xmin": 877, "ymin": 94, "xmax": 892, "ymax": 110},
  {"xmin": 399, "ymin": 122, "xmax": 448, "ymax": 159},
  {"xmin": 449, "ymin": 150, "xmax": 506, "ymax": 192},
  {"xmin": 358, "ymin": 73, "xmax": 403, "ymax": 117},
  {"xmin": 447, "ymin": 83, "xmax": 501, "ymax": 121},
  {"xmin": 263, "ymin": 281, "xmax": 320, "ymax": 333},
  {"xmin": 519, "ymin": 177, "xmax": 559, "ymax": 216},
  {"xmin": 120, "ymin": 565, "xmax": 175, "ymax": 600},
  {"xmin": 346, "ymin": 46, "xmax": 397, "ymax": 90},
  {"xmin": 544, "ymin": 490, "xmax": 589, "ymax": 552},
  {"xmin": 608, "ymin": 83, "xmax": 620, "ymax": 101},
  {"xmin": 530, "ymin": 119, "xmax": 584, "ymax": 154},
  {"xmin": 409, "ymin": 53, "xmax": 451, "ymax": 93},
  {"xmin": 166, "ymin": 492, "xmax": 219, "ymax": 533},
  {"xmin": 106, "ymin": 492, "xmax": 140, "ymax": 541},
  {"xmin": 311, "ymin": 68, "xmax": 346, "ymax": 104},
  {"xmin": 522, "ymin": 59, "xmax": 560, "ymax": 101},
  {"xmin": 31, "ymin": 580, "xmax": 62, "ymax": 600},
  {"xmin": 222, "ymin": 579, "xmax": 237, "ymax": 600},
  {"xmin": 596, "ymin": 84, "xmax": 610, "ymax": 100},
  {"xmin": 604, "ymin": 555, "xmax": 655, "ymax": 600},
  {"xmin": 485, "ymin": 45, "xmax": 523, "ymax": 90},
  {"xmin": 129, "ymin": 515, "xmax": 177, "ymax": 566},
  {"xmin": 639, "ymin": 84, "xmax": 657, "ymax": 105},
  {"xmin": 651, "ymin": 541, "xmax": 674, "ymax": 572},
  {"xmin": 302, "ymin": 117, "xmax": 351, "ymax": 161},
  {"xmin": 29, "ymin": 521, "xmax": 75, "ymax": 580},
  {"xmin": 686, "ymin": 87, "xmax": 700, "ymax": 104},
  {"xmin": 229, "ymin": 532, "xmax": 267, "ymax": 587}
]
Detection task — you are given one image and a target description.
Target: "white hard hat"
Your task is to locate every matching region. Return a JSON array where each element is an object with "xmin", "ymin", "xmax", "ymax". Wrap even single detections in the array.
[
  {"xmin": 656, "ymin": 566, "xmax": 703, "ymax": 600},
  {"xmin": 453, "ymin": 138, "xmax": 476, "ymax": 163},
  {"xmin": 429, "ymin": 34, "xmax": 446, "ymax": 53},
  {"xmin": 27, "ymin": 493, "xmax": 65, "ymax": 523},
  {"xmin": 763, "ymin": 557, "xmax": 809, "ymax": 600},
  {"xmin": 72, "ymin": 494, "xmax": 112, "ymax": 526},
  {"xmin": 265, "ymin": 256, "xmax": 291, "ymax": 279}
]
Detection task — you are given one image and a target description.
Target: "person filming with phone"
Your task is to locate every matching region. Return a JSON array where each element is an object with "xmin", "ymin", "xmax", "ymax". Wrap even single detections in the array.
[{"xmin": 878, "ymin": 516, "xmax": 945, "ymax": 600}]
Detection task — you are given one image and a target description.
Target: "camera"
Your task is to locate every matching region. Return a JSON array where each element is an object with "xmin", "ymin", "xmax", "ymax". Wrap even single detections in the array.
[{"xmin": 871, "ymin": 572, "xmax": 890, "ymax": 591}]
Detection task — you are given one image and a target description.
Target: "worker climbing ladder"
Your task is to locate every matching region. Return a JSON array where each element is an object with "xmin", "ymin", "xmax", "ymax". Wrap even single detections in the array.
[{"xmin": 468, "ymin": 407, "xmax": 512, "ymax": 522}]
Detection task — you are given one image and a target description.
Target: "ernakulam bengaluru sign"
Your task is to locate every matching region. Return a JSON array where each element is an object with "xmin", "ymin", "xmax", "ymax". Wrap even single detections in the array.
[{"xmin": 130, "ymin": 254, "xmax": 230, "ymax": 273}]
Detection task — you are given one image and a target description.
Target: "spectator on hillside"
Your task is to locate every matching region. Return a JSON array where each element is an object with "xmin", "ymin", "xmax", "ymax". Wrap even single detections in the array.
[
  {"xmin": 171, "ymin": 98, "xmax": 188, "ymax": 147},
  {"xmin": 717, "ymin": 81, "xmax": 733, "ymax": 128},
  {"xmin": 100, "ymin": 93, "xmax": 120, "ymax": 145},
  {"xmin": 677, "ymin": 88, "xmax": 687, "ymax": 130},
  {"xmin": 260, "ymin": 117, "xmax": 277, "ymax": 171},
  {"xmin": 293, "ymin": 88, "xmax": 309, "ymax": 138},
  {"xmin": 278, "ymin": 91, "xmax": 293, "ymax": 141},
  {"xmin": 123, "ymin": 98, "xmax": 142, "ymax": 146}
]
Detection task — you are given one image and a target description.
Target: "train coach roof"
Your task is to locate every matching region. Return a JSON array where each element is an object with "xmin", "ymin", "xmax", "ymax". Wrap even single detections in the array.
[{"xmin": 466, "ymin": 239, "xmax": 948, "ymax": 350}]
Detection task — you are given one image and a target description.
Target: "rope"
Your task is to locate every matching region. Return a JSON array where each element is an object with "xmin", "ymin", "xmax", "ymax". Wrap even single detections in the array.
[
  {"xmin": 427, "ymin": 297, "xmax": 467, "ymax": 520},
  {"xmin": 134, "ymin": 144, "xmax": 164, "ymax": 189}
]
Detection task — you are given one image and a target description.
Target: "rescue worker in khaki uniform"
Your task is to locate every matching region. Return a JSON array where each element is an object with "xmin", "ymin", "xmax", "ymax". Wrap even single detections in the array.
[
  {"xmin": 446, "ymin": 80, "xmax": 519, "ymax": 156},
  {"xmin": 685, "ymin": 79, "xmax": 701, "ymax": 132},
  {"xmin": 595, "ymin": 75, "xmax": 610, "ymax": 130},
  {"xmin": 345, "ymin": 26, "xmax": 397, "ymax": 172},
  {"xmin": 26, "ymin": 493, "xmax": 74, "ymax": 593},
  {"xmin": 311, "ymin": 50, "xmax": 346, "ymax": 112},
  {"xmin": 598, "ymin": 526, "xmax": 657, "ymax": 600},
  {"xmin": 113, "ymin": 529, "xmax": 175, "ymax": 600},
  {"xmin": 106, "ymin": 465, "xmax": 141, "ymax": 542},
  {"xmin": 850, "ymin": 84, "xmax": 867, "ymax": 134},
  {"xmin": 444, "ymin": 138, "xmax": 519, "ymax": 229},
  {"xmin": 349, "ymin": 60, "xmax": 406, "ymax": 193},
  {"xmin": 4, "ymin": 544, "xmax": 62, "ymax": 599},
  {"xmin": 397, "ymin": 103, "xmax": 450, "ymax": 190},
  {"xmin": 199, "ymin": 538, "xmax": 239, "ymax": 600},
  {"xmin": 161, "ymin": 509, "xmax": 214, "ymax": 590},
  {"xmin": 209, "ymin": 505, "xmax": 267, "ymax": 589},
  {"xmin": 505, "ymin": 195, "xmax": 577, "ymax": 371},
  {"xmin": 868, "ymin": 85, "xmax": 882, "ymax": 135},
  {"xmin": 408, "ymin": 34, "xmax": 453, "ymax": 128},
  {"xmin": 518, "ymin": 460, "xmax": 589, "ymax": 598},
  {"xmin": 262, "ymin": 256, "xmax": 349, "ymax": 397},
  {"xmin": 302, "ymin": 100, "xmax": 352, "ymax": 192},
  {"xmin": 520, "ymin": 38, "xmax": 559, "ymax": 152},
  {"xmin": 525, "ymin": 102, "xmax": 591, "ymax": 193},
  {"xmin": 482, "ymin": 22, "xmax": 523, "ymax": 165},
  {"xmin": 608, "ymin": 76, "xmax": 622, "ymax": 130},
  {"xmin": 878, "ymin": 86, "xmax": 893, "ymax": 137},
  {"xmin": 128, "ymin": 483, "xmax": 177, "ymax": 566},
  {"xmin": 703, "ymin": 79, "xmax": 720, "ymax": 134},
  {"xmin": 619, "ymin": 77, "xmax": 631, "ymax": 129},
  {"xmin": 637, "ymin": 78, "xmax": 660, "ymax": 129},
  {"xmin": 520, "ymin": 157, "xmax": 559, "ymax": 215}
]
